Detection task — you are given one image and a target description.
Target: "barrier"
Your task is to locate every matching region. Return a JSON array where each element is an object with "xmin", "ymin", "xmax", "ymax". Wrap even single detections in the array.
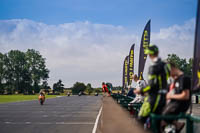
[
  {"xmin": 150, "ymin": 113, "xmax": 200, "ymax": 133},
  {"xmin": 112, "ymin": 93, "xmax": 200, "ymax": 133},
  {"xmin": 128, "ymin": 103, "xmax": 142, "ymax": 116},
  {"xmin": 112, "ymin": 93, "xmax": 141, "ymax": 112}
]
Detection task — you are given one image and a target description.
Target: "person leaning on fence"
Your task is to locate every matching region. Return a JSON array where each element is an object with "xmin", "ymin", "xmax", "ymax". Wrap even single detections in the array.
[
  {"xmin": 160, "ymin": 62, "xmax": 191, "ymax": 132},
  {"xmin": 102, "ymin": 82, "xmax": 109, "ymax": 96},
  {"xmin": 129, "ymin": 74, "xmax": 147, "ymax": 104},
  {"xmin": 134, "ymin": 45, "xmax": 171, "ymax": 124},
  {"xmin": 127, "ymin": 85, "xmax": 135, "ymax": 98},
  {"xmin": 106, "ymin": 82, "xmax": 112, "ymax": 96}
]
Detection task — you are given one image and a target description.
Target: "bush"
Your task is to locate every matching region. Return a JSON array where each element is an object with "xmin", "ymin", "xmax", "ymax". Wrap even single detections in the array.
[{"xmin": 71, "ymin": 82, "xmax": 86, "ymax": 94}]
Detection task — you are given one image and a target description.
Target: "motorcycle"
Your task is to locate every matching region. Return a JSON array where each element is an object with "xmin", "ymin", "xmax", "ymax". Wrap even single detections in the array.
[
  {"xmin": 78, "ymin": 92, "xmax": 82, "ymax": 96},
  {"xmin": 38, "ymin": 95, "xmax": 45, "ymax": 105},
  {"xmin": 67, "ymin": 92, "xmax": 71, "ymax": 96},
  {"xmin": 95, "ymin": 92, "xmax": 98, "ymax": 96}
]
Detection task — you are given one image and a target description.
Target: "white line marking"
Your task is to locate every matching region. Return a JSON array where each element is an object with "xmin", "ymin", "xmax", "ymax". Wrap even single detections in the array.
[{"xmin": 92, "ymin": 106, "xmax": 102, "ymax": 133}]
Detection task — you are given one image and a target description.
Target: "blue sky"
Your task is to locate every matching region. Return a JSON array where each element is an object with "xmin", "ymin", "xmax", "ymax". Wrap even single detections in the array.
[
  {"xmin": 0, "ymin": 0, "xmax": 197, "ymax": 87},
  {"xmin": 0, "ymin": 0, "xmax": 197, "ymax": 31}
]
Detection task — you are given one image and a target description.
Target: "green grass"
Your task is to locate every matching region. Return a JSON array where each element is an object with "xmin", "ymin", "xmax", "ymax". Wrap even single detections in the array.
[{"xmin": 0, "ymin": 95, "xmax": 59, "ymax": 103}]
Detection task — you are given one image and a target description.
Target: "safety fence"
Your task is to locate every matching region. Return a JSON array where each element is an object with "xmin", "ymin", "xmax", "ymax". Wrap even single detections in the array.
[{"xmin": 111, "ymin": 93, "xmax": 200, "ymax": 133}]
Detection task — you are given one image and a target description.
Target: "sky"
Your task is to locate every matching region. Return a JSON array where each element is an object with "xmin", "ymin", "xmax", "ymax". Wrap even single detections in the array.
[{"xmin": 0, "ymin": 0, "xmax": 198, "ymax": 88}]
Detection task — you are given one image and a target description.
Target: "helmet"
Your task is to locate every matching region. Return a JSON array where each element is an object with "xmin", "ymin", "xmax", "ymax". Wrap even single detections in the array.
[{"xmin": 144, "ymin": 44, "xmax": 159, "ymax": 55}]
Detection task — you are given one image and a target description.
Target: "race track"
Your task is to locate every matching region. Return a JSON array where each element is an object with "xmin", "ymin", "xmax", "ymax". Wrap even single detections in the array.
[{"xmin": 0, "ymin": 95, "xmax": 102, "ymax": 133}]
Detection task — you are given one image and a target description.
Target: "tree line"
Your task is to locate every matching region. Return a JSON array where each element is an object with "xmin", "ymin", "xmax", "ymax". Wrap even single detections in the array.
[
  {"xmin": 0, "ymin": 49, "xmax": 108, "ymax": 95},
  {"xmin": 0, "ymin": 49, "xmax": 49, "ymax": 94},
  {"xmin": 0, "ymin": 49, "xmax": 192, "ymax": 95}
]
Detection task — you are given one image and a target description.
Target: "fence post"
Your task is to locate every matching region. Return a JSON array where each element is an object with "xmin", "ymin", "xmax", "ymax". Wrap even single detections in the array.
[
  {"xmin": 186, "ymin": 116, "xmax": 193, "ymax": 133},
  {"xmin": 150, "ymin": 114, "xmax": 159, "ymax": 133}
]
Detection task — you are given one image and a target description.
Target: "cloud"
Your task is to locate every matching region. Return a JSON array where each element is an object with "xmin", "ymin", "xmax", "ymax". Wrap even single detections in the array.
[
  {"xmin": 142, "ymin": 19, "xmax": 195, "ymax": 79},
  {"xmin": 0, "ymin": 18, "xmax": 195, "ymax": 87},
  {"xmin": 0, "ymin": 19, "xmax": 139, "ymax": 87},
  {"xmin": 151, "ymin": 18, "xmax": 195, "ymax": 59}
]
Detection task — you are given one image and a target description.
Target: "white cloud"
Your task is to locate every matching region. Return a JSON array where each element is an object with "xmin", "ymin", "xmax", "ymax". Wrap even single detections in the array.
[
  {"xmin": 151, "ymin": 18, "xmax": 195, "ymax": 59},
  {"xmin": 0, "ymin": 19, "xmax": 195, "ymax": 87},
  {"xmin": 0, "ymin": 19, "xmax": 139, "ymax": 87}
]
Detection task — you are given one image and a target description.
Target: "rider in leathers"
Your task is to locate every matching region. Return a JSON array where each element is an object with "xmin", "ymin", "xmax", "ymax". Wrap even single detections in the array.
[{"xmin": 134, "ymin": 45, "xmax": 171, "ymax": 124}]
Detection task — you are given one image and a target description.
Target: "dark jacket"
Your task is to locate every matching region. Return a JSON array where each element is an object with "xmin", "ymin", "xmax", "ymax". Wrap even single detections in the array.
[{"xmin": 141, "ymin": 58, "xmax": 170, "ymax": 95}]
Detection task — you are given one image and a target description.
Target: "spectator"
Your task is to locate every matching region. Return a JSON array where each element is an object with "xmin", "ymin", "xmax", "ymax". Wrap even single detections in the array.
[
  {"xmin": 130, "ymin": 74, "xmax": 147, "ymax": 104},
  {"xmin": 161, "ymin": 62, "xmax": 191, "ymax": 132},
  {"xmin": 134, "ymin": 45, "xmax": 170, "ymax": 124}
]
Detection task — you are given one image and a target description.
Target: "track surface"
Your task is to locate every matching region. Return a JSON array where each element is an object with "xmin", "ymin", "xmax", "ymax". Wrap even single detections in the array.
[{"xmin": 0, "ymin": 95, "xmax": 102, "ymax": 133}]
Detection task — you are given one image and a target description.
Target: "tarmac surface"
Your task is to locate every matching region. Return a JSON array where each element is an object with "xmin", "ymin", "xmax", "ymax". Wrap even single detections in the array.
[
  {"xmin": 97, "ymin": 96, "xmax": 200, "ymax": 133},
  {"xmin": 0, "ymin": 95, "xmax": 102, "ymax": 133},
  {"xmin": 1, "ymin": 95, "xmax": 200, "ymax": 133},
  {"xmin": 97, "ymin": 96, "xmax": 147, "ymax": 133}
]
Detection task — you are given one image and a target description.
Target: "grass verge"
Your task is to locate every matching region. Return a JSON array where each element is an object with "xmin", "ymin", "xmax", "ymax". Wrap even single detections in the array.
[{"xmin": 0, "ymin": 95, "xmax": 59, "ymax": 103}]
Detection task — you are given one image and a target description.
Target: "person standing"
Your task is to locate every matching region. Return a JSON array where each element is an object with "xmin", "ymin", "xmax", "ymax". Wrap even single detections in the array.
[
  {"xmin": 102, "ymin": 82, "xmax": 109, "ymax": 96},
  {"xmin": 134, "ymin": 45, "xmax": 171, "ymax": 124},
  {"xmin": 106, "ymin": 82, "xmax": 113, "ymax": 96}
]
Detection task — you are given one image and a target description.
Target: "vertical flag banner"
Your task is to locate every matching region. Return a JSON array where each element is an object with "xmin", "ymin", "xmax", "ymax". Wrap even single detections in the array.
[
  {"xmin": 128, "ymin": 44, "xmax": 135, "ymax": 86},
  {"xmin": 192, "ymin": 0, "xmax": 200, "ymax": 93},
  {"xmin": 122, "ymin": 56, "xmax": 126, "ymax": 91},
  {"xmin": 124, "ymin": 56, "xmax": 129, "ymax": 90},
  {"xmin": 138, "ymin": 20, "xmax": 151, "ymax": 80}
]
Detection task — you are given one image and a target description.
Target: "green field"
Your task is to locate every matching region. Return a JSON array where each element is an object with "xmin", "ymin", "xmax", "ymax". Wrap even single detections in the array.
[{"xmin": 0, "ymin": 95, "xmax": 59, "ymax": 103}]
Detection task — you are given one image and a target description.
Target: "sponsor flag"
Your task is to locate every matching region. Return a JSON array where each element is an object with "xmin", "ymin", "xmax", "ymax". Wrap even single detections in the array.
[
  {"xmin": 128, "ymin": 44, "xmax": 135, "ymax": 85},
  {"xmin": 138, "ymin": 20, "xmax": 151, "ymax": 80},
  {"xmin": 122, "ymin": 56, "xmax": 129, "ymax": 92},
  {"xmin": 192, "ymin": 0, "xmax": 200, "ymax": 93}
]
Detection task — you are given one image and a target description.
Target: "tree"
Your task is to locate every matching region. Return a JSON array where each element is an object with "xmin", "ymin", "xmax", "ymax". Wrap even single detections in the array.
[
  {"xmin": 0, "ymin": 53, "xmax": 5, "ymax": 94},
  {"xmin": 71, "ymin": 82, "xmax": 86, "ymax": 94},
  {"xmin": 53, "ymin": 79, "xmax": 64, "ymax": 93},
  {"xmin": 41, "ymin": 81, "xmax": 51, "ymax": 94},
  {"xmin": 0, "ymin": 49, "xmax": 49, "ymax": 94},
  {"xmin": 85, "ymin": 83, "xmax": 93, "ymax": 95},
  {"xmin": 166, "ymin": 54, "xmax": 192, "ymax": 77},
  {"xmin": 94, "ymin": 88, "xmax": 102, "ymax": 93},
  {"xmin": 4, "ymin": 50, "xmax": 29, "ymax": 94},
  {"xmin": 26, "ymin": 49, "xmax": 49, "ymax": 93}
]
